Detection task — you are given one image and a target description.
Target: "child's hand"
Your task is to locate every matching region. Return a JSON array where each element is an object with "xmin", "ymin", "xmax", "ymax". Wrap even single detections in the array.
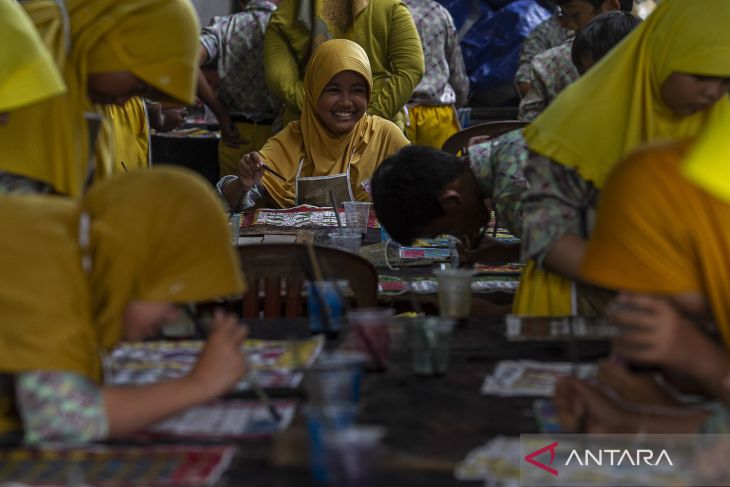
[
  {"xmin": 236, "ymin": 152, "xmax": 266, "ymax": 193},
  {"xmin": 609, "ymin": 293, "xmax": 711, "ymax": 372},
  {"xmin": 553, "ymin": 377, "xmax": 637, "ymax": 434},
  {"xmin": 218, "ymin": 112, "xmax": 246, "ymax": 148},
  {"xmin": 188, "ymin": 310, "xmax": 248, "ymax": 398}
]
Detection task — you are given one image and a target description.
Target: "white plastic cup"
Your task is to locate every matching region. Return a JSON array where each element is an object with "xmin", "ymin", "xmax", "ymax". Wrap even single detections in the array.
[
  {"xmin": 323, "ymin": 425, "xmax": 386, "ymax": 487},
  {"xmin": 344, "ymin": 201, "xmax": 371, "ymax": 236},
  {"xmin": 434, "ymin": 268, "xmax": 476, "ymax": 318}
]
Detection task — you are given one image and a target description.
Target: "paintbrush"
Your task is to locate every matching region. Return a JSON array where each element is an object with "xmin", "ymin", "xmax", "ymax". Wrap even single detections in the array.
[
  {"xmin": 329, "ymin": 191, "xmax": 343, "ymax": 229},
  {"xmin": 183, "ymin": 305, "xmax": 282, "ymax": 422},
  {"xmin": 261, "ymin": 162, "xmax": 287, "ymax": 181}
]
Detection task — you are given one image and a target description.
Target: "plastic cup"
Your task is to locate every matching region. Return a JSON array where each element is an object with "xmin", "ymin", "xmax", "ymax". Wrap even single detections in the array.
[
  {"xmin": 304, "ymin": 351, "xmax": 367, "ymax": 407},
  {"xmin": 304, "ymin": 404, "xmax": 359, "ymax": 485},
  {"xmin": 323, "ymin": 425, "xmax": 386, "ymax": 487},
  {"xmin": 434, "ymin": 268, "xmax": 476, "ymax": 318},
  {"xmin": 328, "ymin": 228, "xmax": 362, "ymax": 253},
  {"xmin": 228, "ymin": 213, "xmax": 241, "ymax": 245},
  {"xmin": 344, "ymin": 201, "xmax": 371, "ymax": 236},
  {"xmin": 347, "ymin": 308, "xmax": 394, "ymax": 370},
  {"xmin": 358, "ymin": 240, "xmax": 402, "ymax": 269},
  {"xmin": 410, "ymin": 317, "xmax": 456, "ymax": 375},
  {"xmin": 306, "ymin": 281, "xmax": 345, "ymax": 334}
]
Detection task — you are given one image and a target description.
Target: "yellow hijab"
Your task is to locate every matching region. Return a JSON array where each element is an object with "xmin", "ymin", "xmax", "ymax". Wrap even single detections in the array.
[
  {"xmin": 259, "ymin": 39, "xmax": 409, "ymax": 207},
  {"xmin": 0, "ymin": 167, "xmax": 245, "ymax": 434},
  {"xmin": 0, "ymin": 0, "xmax": 65, "ymax": 113},
  {"xmin": 524, "ymin": 0, "xmax": 730, "ymax": 189},
  {"xmin": 0, "ymin": 0, "xmax": 199, "ymax": 196},
  {"xmin": 581, "ymin": 139, "xmax": 730, "ymax": 348}
]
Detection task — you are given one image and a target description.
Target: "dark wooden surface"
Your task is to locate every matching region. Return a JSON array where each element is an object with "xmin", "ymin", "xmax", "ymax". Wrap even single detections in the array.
[
  {"xmin": 151, "ymin": 133, "xmax": 219, "ymax": 186},
  {"xmin": 216, "ymin": 317, "xmax": 610, "ymax": 486}
]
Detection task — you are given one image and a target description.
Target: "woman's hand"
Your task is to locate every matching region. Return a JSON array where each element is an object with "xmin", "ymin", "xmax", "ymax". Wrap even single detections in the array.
[
  {"xmin": 609, "ymin": 293, "xmax": 713, "ymax": 373},
  {"xmin": 187, "ymin": 310, "xmax": 248, "ymax": 397},
  {"xmin": 236, "ymin": 152, "xmax": 266, "ymax": 194}
]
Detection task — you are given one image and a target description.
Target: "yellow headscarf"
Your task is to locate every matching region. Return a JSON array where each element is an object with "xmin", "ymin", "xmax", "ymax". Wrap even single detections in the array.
[
  {"xmin": 0, "ymin": 168, "xmax": 244, "ymax": 378},
  {"xmin": 0, "ymin": 167, "xmax": 245, "ymax": 434},
  {"xmin": 581, "ymin": 139, "xmax": 730, "ymax": 348},
  {"xmin": 0, "ymin": 0, "xmax": 65, "ymax": 113},
  {"xmin": 0, "ymin": 0, "xmax": 199, "ymax": 196},
  {"xmin": 524, "ymin": 0, "xmax": 730, "ymax": 189},
  {"xmin": 259, "ymin": 39, "xmax": 409, "ymax": 207}
]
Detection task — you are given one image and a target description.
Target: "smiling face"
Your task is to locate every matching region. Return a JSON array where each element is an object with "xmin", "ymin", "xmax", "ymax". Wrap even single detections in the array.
[
  {"xmin": 122, "ymin": 301, "xmax": 182, "ymax": 341},
  {"xmin": 87, "ymin": 71, "xmax": 163, "ymax": 106},
  {"xmin": 315, "ymin": 70, "xmax": 369, "ymax": 135},
  {"xmin": 660, "ymin": 72, "xmax": 730, "ymax": 116}
]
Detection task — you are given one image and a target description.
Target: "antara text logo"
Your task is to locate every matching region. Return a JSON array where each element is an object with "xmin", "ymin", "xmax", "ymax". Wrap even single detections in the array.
[{"xmin": 524, "ymin": 441, "xmax": 673, "ymax": 477}]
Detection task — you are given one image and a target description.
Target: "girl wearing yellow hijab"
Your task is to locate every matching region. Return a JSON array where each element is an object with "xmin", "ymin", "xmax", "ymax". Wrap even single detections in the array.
[
  {"xmin": 0, "ymin": 0, "xmax": 65, "ymax": 122},
  {"xmin": 514, "ymin": 0, "xmax": 730, "ymax": 317},
  {"xmin": 552, "ymin": 111, "xmax": 730, "ymax": 435},
  {"xmin": 0, "ymin": 167, "xmax": 248, "ymax": 444},
  {"xmin": 221, "ymin": 38, "xmax": 409, "ymax": 210},
  {"xmin": 0, "ymin": 0, "xmax": 200, "ymax": 197}
]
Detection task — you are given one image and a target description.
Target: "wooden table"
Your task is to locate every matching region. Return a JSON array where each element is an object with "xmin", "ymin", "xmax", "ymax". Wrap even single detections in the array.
[{"xmin": 216, "ymin": 317, "xmax": 610, "ymax": 486}]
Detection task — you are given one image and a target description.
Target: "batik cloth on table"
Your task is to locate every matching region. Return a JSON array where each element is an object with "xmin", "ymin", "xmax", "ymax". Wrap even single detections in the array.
[
  {"xmin": 108, "ymin": 336, "xmax": 324, "ymax": 391},
  {"xmin": 240, "ymin": 204, "xmax": 379, "ymax": 233},
  {"xmin": 378, "ymin": 274, "xmax": 519, "ymax": 296},
  {"xmin": 0, "ymin": 445, "xmax": 235, "ymax": 486}
]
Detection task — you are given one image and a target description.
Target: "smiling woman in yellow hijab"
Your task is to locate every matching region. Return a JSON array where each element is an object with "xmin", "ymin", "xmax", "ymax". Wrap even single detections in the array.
[
  {"xmin": 0, "ymin": 167, "xmax": 247, "ymax": 443},
  {"xmin": 221, "ymin": 38, "xmax": 409, "ymax": 209},
  {"xmin": 514, "ymin": 0, "xmax": 730, "ymax": 317},
  {"xmin": 0, "ymin": 0, "xmax": 65, "ymax": 120},
  {"xmin": 0, "ymin": 0, "xmax": 199, "ymax": 197}
]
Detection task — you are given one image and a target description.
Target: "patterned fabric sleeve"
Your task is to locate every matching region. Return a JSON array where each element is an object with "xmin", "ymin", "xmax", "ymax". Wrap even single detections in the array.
[
  {"xmin": 216, "ymin": 175, "xmax": 269, "ymax": 211},
  {"xmin": 16, "ymin": 371, "xmax": 108, "ymax": 445},
  {"xmin": 469, "ymin": 130, "xmax": 528, "ymax": 238},
  {"xmin": 518, "ymin": 62, "xmax": 551, "ymax": 122},
  {"xmin": 515, "ymin": 17, "xmax": 568, "ymax": 85},
  {"xmin": 199, "ymin": 16, "xmax": 223, "ymax": 63},
  {"xmin": 521, "ymin": 154, "xmax": 599, "ymax": 265}
]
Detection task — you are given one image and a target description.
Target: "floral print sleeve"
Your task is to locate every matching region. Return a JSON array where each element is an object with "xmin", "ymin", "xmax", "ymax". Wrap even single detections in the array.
[
  {"xmin": 468, "ymin": 130, "xmax": 529, "ymax": 238},
  {"xmin": 16, "ymin": 371, "xmax": 108, "ymax": 445},
  {"xmin": 521, "ymin": 153, "xmax": 600, "ymax": 266}
]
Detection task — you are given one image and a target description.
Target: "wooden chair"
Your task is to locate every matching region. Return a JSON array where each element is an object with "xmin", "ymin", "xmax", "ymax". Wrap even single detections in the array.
[
  {"xmin": 236, "ymin": 243, "xmax": 378, "ymax": 319},
  {"xmin": 441, "ymin": 120, "xmax": 528, "ymax": 155}
]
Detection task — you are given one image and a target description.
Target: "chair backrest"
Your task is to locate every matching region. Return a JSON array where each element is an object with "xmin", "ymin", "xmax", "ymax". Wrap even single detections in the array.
[
  {"xmin": 236, "ymin": 243, "xmax": 378, "ymax": 319},
  {"xmin": 441, "ymin": 120, "xmax": 528, "ymax": 155}
]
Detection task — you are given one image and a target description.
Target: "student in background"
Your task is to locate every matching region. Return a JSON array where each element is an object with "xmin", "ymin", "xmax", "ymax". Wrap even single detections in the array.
[
  {"xmin": 514, "ymin": 1, "xmax": 571, "ymax": 98},
  {"xmin": 402, "ymin": 0, "xmax": 469, "ymax": 149},
  {"xmin": 220, "ymin": 40, "xmax": 409, "ymax": 210},
  {"xmin": 0, "ymin": 168, "xmax": 248, "ymax": 444},
  {"xmin": 516, "ymin": 0, "xmax": 730, "ymax": 317},
  {"xmin": 518, "ymin": 0, "xmax": 636, "ymax": 121},
  {"xmin": 198, "ymin": 0, "xmax": 283, "ymax": 177},
  {"xmin": 0, "ymin": 0, "xmax": 200, "ymax": 197},
  {"xmin": 264, "ymin": 0, "xmax": 424, "ymax": 131},
  {"xmin": 0, "ymin": 0, "xmax": 66, "ymax": 193}
]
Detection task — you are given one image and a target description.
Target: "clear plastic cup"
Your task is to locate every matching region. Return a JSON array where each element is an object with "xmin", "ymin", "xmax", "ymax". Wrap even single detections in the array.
[
  {"xmin": 347, "ymin": 308, "xmax": 394, "ymax": 370},
  {"xmin": 306, "ymin": 281, "xmax": 345, "ymax": 334},
  {"xmin": 304, "ymin": 404, "xmax": 360, "ymax": 485},
  {"xmin": 323, "ymin": 425, "xmax": 386, "ymax": 487},
  {"xmin": 434, "ymin": 268, "xmax": 476, "ymax": 318},
  {"xmin": 410, "ymin": 317, "xmax": 456, "ymax": 375},
  {"xmin": 328, "ymin": 228, "xmax": 362, "ymax": 253},
  {"xmin": 228, "ymin": 213, "xmax": 241, "ymax": 245},
  {"xmin": 304, "ymin": 351, "xmax": 367, "ymax": 407},
  {"xmin": 358, "ymin": 240, "xmax": 402, "ymax": 269},
  {"xmin": 344, "ymin": 201, "xmax": 371, "ymax": 236}
]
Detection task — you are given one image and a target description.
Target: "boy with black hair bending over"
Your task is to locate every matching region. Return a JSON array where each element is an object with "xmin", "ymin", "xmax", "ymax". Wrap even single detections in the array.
[{"xmin": 372, "ymin": 10, "xmax": 640, "ymax": 267}]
